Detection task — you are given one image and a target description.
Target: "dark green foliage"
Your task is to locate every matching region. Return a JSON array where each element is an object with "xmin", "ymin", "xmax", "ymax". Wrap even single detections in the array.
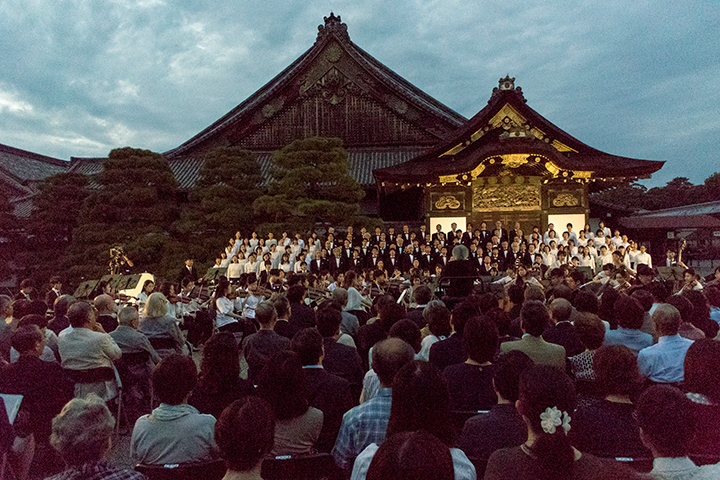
[
  {"xmin": 254, "ymin": 137, "xmax": 364, "ymax": 233},
  {"xmin": 593, "ymin": 174, "xmax": 720, "ymax": 211}
]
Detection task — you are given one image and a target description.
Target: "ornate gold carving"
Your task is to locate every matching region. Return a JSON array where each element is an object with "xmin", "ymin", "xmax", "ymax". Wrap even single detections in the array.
[
  {"xmin": 439, "ymin": 174, "xmax": 459, "ymax": 184},
  {"xmin": 553, "ymin": 193, "xmax": 579, "ymax": 207},
  {"xmin": 572, "ymin": 170, "xmax": 592, "ymax": 179},
  {"xmin": 488, "ymin": 104, "xmax": 527, "ymax": 130},
  {"xmin": 385, "ymin": 95, "xmax": 408, "ymax": 114},
  {"xmin": 545, "ymin": 161, "xmax": 561, "ymax": 177},
  {"xmin": 501, "ymin": 154, "xmax": 528, "ymax": 168},
  {"xmin": 440, "ymin": 143, "xmax": 465, "ymax": 156},
  {"xmin": 261, "ymin": 97, "xmax": 285, "ymax": 119},
  {"xmin": 434, "ymin": 195, "xmax": 462, "ymax": 210},
  {"xmin": 551, "ymin": 140, "xmax": 578, "ymax": 153},
  {"xmin": 470, "ymin": 163, "xmax": 485, "ymax": 178},
  {"xmin": 472, "ymin": 183, "xmax": 541, "ymax": 212}
]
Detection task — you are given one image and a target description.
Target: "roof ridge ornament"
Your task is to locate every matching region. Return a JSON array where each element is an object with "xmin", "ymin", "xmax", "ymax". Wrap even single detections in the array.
[
  {"xmin": 317, "ymin": 13, "xmax": 349, "ymax": 42},
  {"xmin": 491, "ymin": 75, "xmax": 526, "ymax": 102}
]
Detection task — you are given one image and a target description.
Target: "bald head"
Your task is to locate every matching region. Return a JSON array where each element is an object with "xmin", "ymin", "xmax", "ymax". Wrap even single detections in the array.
[
  {"xmin": 372, "ymin": 338, "xmax": 415, "ymax": 387},
  {"xmin": 94, "ymin": 294, "xmax": 115, "ymax": 315}
]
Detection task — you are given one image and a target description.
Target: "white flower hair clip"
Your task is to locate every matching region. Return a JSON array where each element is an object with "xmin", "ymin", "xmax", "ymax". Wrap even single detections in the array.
[{"xmin": 540, "ymin": 406, "xmax": 571, "ymax": 434}]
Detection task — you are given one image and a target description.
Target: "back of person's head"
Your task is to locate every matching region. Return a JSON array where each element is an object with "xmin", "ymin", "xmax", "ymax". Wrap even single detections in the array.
[
  {"xmin": 199, "ymin": 332, "xmax": 240, "ymax": 389},
  {"xmin": 0, "ymin": 295, "xmax": 12, "ymax": 317},
  {"xmin": 286, "ymin": 284, "xmax": 305, "ymax": 304},
  {"xmin": 152, "ymin": 354, "xmax": 198, "ymax": 405},
  {"xmin": 636, "ymin": 385, "xmax": 695, "ymax": 458},
  {"xmin": 256, "ymin": 350, "xmax": 308, "ymax": 421},
  {"xmin": 291, "ymin": 328, "xmax": 324, "ymax": 366},
  {"xmin": 117, "ymin": 306, "xmax": 138, "ymax": 326},
  {"xmin": 413, "ymin": 285, "xmax": 432, "ymax": 306},
  {"xmin": 18, "ymin": 313, "xmax": 48, "ymax": 330},
  {"xmin": 12, "ymin": 325, "xmax": 43, "ymax": 354},
  {"xmin": 331, "ymin": 288, "xmax": 349, "ymax": 308},
  {"xmin": 508, "ymin": 285, "xmax": 525, "ymax": 306},
  {"xmin": 28, "ymin": 300, "xmax": 47, "ymax": 316},
  {"xmin": 67, "ymin": 301, "xmax": 93, "ymax": 328},
  {"xmin": 652, "ymin": 303, "xmax": 681, "ymax": 336},
  {"xmin": 372, "ymin": 338, "xmax": 415, "ymax": 387},
  {"xmin": 614, "ymin": 294, "xmax": 645, "ymax": 330},
  {"xmin": 681, "ymin": 289, "xmax": 716, "ymax": 337},
  {"xmin": 517, "ymin": 365, "xmax": 576, "ymax": 480},
  {"xmin": 50, "ymin": 394, "xmax": 115, "ymax": 466},
  {"xmin": 215, "ymin": 397, "xmax": 275, "ymax": 473},
  {"xmin": 426, "ymin": 305, "xmax": 451, "ymax": 338},
  {"xmin": 631, "ymin": 289, "xmax": 654, "ymax": 313},
  {"xmin": 255, "ymin": 301, "xmax": 277, "ymax": 326},
  {"xmin": 372, "ymin": 294, "xmax": 395, "ymax": 316},
  {"xmin": 386, "ymin": 360, "xmax": 454, "ymax": 446},
  {"xmin": 475, "ymin": 293, "xmax": 499, "ymax": 313},
  {"xmin": 524, "ymin": 286, "xmax": 545, "ymax": 303},
  {"xmin": 573, "ymin": 313, "xmax": 605, "ymax": 350},
  {"xmin": 450, "ymin": 301, "xmax": 478, "ymax": 336},
  {"xmin": 54, "ymin": 295, "xmax": 76, "ymax": 317},
  {"xmin": 549, "ymin": 298, "xmax": 572, "ymax": 323},
  {"xmin": 270, "ymin": 294, "xmax": 290, "ymax": 319},
  {"xmin": 11, "ymin": 299, "xmax": 30, "ymax": 321},
  {"xmin": 520, "ymin": 300, "xmax": 550, "ymax": 337},
  {"xmin": 452, "ymin": 244, "xmax": 469, "ymax": 260},
  {"xmin": 665, "ymin": 295, "xmax": 693, "ymax": 324},
  {"xmin": 494, "ymin": 350, "xmax": 534, "ymax": 402},
  {"xmin": 366, "ymin": 430, "xmax": 454, "ymax": 480},
  {"xmin": 552, "ymin": 285, "xmax": 572, "ymax": 301},
  {"xmin": 649, "ymin": 281, "xmax": 669, "ymax": 303},
  {"xmin": 705, "ymin": 286, "xmax": 720, "ymax": 308},
  {"xmin": 594, "ymin": 345, "xmax": 641, "ymax": 398},
  {"xmin": 573, "ymin": 291, "xmax": 599, "ymax": 314},
  {"xmin": 684, "ymin": 338, "xmax": 720, "ymax": 404},
  {"xmin": 388, "ymin": 320, "xmax": 422, "ymax": 354},
  {"xmin": 598, "ymin": 287, "xmax": 620, "ymax": 323},
  {"xmin": 462, "ymin": 316, "xmax": 498, "ymax": 364},
  {"xmin": 316, "ymin": 305, "xmax": 343, "ymax": 338},
  {"xmin": 379, "ymin": 303, "xmax": 407, "ymax": 332},
  {"xmin": 144, "ymin": 292, "xmax": 168, "ymax": 318}
]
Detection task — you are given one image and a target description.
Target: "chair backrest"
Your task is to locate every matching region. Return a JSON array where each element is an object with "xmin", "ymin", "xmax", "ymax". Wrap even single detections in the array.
[
  {"xmin": 63, "ymin": 366, "xmax": 115, "ymax": 384},
  {"xmin": 148, "ymin": 337, "xmax": 178, "ymax": 351},
  {"xmin": 451, "ymin": 410, "xmax": 489, "ymax": 434},
  {"xmin": 614, "ymin": 457, "xmax": 654, "ymax": 473},
  {"xmin": 260, "ymin": 453, "xmax": 341, "ymax": 480},
  {"xmin": 689, "ymin": 454, "xmax": 720, "ymax": 466},
  {"xmin": 135, "ymin": 460, "xmax": 226, "ymax": 480}
]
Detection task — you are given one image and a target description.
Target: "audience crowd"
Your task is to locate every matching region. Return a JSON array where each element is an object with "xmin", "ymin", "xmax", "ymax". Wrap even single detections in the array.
[{"xmin": 2, "ymin": 220, "xmax": 720, "ymax": 479}]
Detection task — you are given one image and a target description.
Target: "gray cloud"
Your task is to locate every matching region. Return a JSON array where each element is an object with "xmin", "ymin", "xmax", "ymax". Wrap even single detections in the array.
[{"xmin": 0, "ymin": 0, "xmax": 718, "ymax": 187}]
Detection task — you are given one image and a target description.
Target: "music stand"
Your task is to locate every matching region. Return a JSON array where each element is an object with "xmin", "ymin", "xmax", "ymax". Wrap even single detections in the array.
[{"xmin": 657, "ymin": 266, "xmax": 684, "ymax": 282}]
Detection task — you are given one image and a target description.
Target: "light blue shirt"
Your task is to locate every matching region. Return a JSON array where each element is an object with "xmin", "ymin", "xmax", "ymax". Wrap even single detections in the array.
[
  {"xmin": 637, "ymin": 334, "xmax": 694, "ymax": 383},
  {"xmin": 604, "ymin": 327, "xmax": 654, "ymax": 355}
]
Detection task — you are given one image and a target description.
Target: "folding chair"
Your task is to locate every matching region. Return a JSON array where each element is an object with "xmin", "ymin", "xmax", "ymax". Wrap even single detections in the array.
[
  {"xmin": 63, "ymin": 366, "xmax": 123, "ymax": 437},
  {"xmin": 135, "ymin": 459, "xmax": 226, "ymax": 480},
  {"xmin": 451, "ymin": 410, "xmax": 489, "ymax": 434},
  {"xmin": 614, "ymin": 457, "xmax": 654, "ymax": 473},
  {"xmin": 261, "ymin": 453, "xmax": 342, "ymax": 480}
]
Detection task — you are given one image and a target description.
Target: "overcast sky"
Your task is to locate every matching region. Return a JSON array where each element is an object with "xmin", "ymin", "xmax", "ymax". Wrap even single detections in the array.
[{"xmin": 1, "ymin": 1, "xmax": 718, "ymax": 187}]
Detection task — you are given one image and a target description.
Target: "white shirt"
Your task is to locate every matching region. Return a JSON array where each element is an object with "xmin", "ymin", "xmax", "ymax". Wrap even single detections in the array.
[
  {"xmin": 244, "ymin": 261, "xmax": 258, "ymax": 274},
  {"xmin": 227, "ymin": 262, "xmax": 243, "ymax": 279},
  {"xmin": 215, "ymin": 297, "xmax": 238, "ymax": 328},
  {"xmin": 635, "ymin": 252, "xmax": 652, "ymax": 268}
]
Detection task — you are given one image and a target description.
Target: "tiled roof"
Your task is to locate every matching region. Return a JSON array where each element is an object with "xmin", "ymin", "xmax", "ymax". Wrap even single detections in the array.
[
  {"xmin": 0, "ymin": 144, "xmax": 68, "ymax": 183},
  {"xmin": 620, "ymin": 200, "xmax": 720, "ymax": 230},
  {"xmin": 11, "ymin": 195, "xmax": 35, "ymax": 218}
]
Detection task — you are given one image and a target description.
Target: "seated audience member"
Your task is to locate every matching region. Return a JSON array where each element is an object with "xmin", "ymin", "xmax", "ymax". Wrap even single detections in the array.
[
  {"xmin": 406, "ymin": 285, "xmax": 432, "ymax": 329},
  {"xmin": 332, "ymin": 338, "xmax": 415, "ymax": 471},
  {"xmin": 681, "ymin": 289, "xmax": 719, "ymax": 339},
  {"xmin": 57, "ymin": 301, "xmax": 122, "ymax": 400},
  {"xmin": 459, "ymin": 350, "xmax": 534, "ymax": 461},
  {"xmin": 109, "ymin": 306, "xmax": 160, "ymax": 363},
  {"xmin": 441, "ymin": 244, "xmax": 476, "ymax": 298},
  {"xmin": 11, "ymin": 314, "xmax": 57, "ymax": 362},
  {"xmin": 419, "ymin": 304, "xmax": 452, "ymax": 361},
  {"xmin": 214, "ymin": 397, "xmax": 275, "ymax": 479},
  {"xmin": 366, "ymin": 431, "xmax": 455, "ymax": 480},
  {"xmin": 0, "ymin": 295, "xmax": 13, "ymax": 361},
  {"xmin": 568, "ymin": 313, "xmax": 606, "ymax": 385},
  {"xmin": 47, "ymin": 295, "xmax": 75, "ymax": 337},
  {"xmin": 93, "ymin": 294, "xmax": 118, "ymax": 333},
  {"xmin": 358, "ymin": 298, "xmax": 405, "ymax": 367},
  {"xmin": 287, "ymin": 284, "xmax": 316, "ymax": 332},
  {"xmin": 429, "ymin": 301, "xmax": 478, "ymax": 372},
  {"xmin": 317, "ymin": 305, "xmax": 364, "ymax": 396},
  {"xmin": 131, "ymin": 354, "xmax": 218, "ymax": 465},
  {"xmin": 1, "ymin": 325, "xmax": 74, "ymax": 471},
  {"xmin": 332, "ymin": 288, "xmax": 360, "ymax": 340},
  {"xmin": 603, "ymin": 295, "xmax": 653, "ymax": 354},
  {"xmin": 290, "ymin": 327, "xmax": 354, "ymax": 453},
  {"xmin": 444, "ymin": 315, "xmax": 499, "ymax": 411},
  {"xmin": 360, "ymin": 320, "xmax": 422, "ymax": 404},
  {"xmin": 500, "ymin": 301, "xmax": 566, "ymax": 369},
  {"xmin": 188, "ymin": 332, "xmax": 250, "ymax": 420},
  {"xmin": 270, "ymin": 293, "xmax": 295, "ymax": 340},
  {"xmin": 257, "ymin": 350, "xmax": 323, "ymax": 455},
  {"xmin": 138, "ymin": 292, "xmax": 186, "ymax": 357},
  {"xmin": 241, "ymin": 301, "xmax": 290, "ymax": 384},
  {"xmin": 666, "ymin": 295, "xmax": 706, "ymax": 341},
  {"xmin": 484, "ymin": 365, "xmax": 631, "ymax": 480},
  {"xmin": 47, "ymin": 395, "xmax": 145, "ymax": 480},
  {"xmin": 543, "ymin": 298, "xmax": 585, "ymax": 357},
  {"xmin": 638, "ymin": 304, "xmax": 694, "ymax": 384},
  {"xmin": 569, "ymin": 345, "xmax": 650, "ymax": 459},
  {"xmin": 683, "ymin": 339, "xmax": 720, "ymax": 457},
  {"xmin": 636, "ymin": 385, "xmax": 720, "ymax": 479},
  {"xmin": 630, "ymin": 288, "xmax": 655, "ymax": 336},
  {"xmin": 351, "ymin": 360, "xmax": 476, "ymax": 480}
]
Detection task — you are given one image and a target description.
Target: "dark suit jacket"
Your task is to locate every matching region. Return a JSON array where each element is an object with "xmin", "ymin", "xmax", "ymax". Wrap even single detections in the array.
[
  {"xmin": 273, "ymin": 319, "xmax": 298, "ymax": 340},
  {"xmin": 303, "ymin": 367, "xmax": 354, "ymax": 452},
  {"xmin": 543, "ymin": 322, "xmax": 585, "ymax": 357},
  {"xmin": 442, "ymin": 259, "xmax": 475, "ymax": 297},
  {"xmin": 290, "ymin": 303, "xmax": 316, "ymax": 333},
  {"xmin": 97, "ymin": 314, "xmax": 118, "ymax": 333},
  {"xmin": 322, "ymin": 338, "xmax": 364, "ymax": 397},
  {"xmin": 429, "ymin": 333, "xmax": 466, "ymax": 372},
  {"xmin": 406, "ymin": 307, "xmax": 426, "ymax": 329},
  {"xmin": 45, "ymin": 290, "xmax": 60, "ymax": 310},
  {"xmin": 178, "ymin": 265, "xmax": 199, "ymax": 284}
]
